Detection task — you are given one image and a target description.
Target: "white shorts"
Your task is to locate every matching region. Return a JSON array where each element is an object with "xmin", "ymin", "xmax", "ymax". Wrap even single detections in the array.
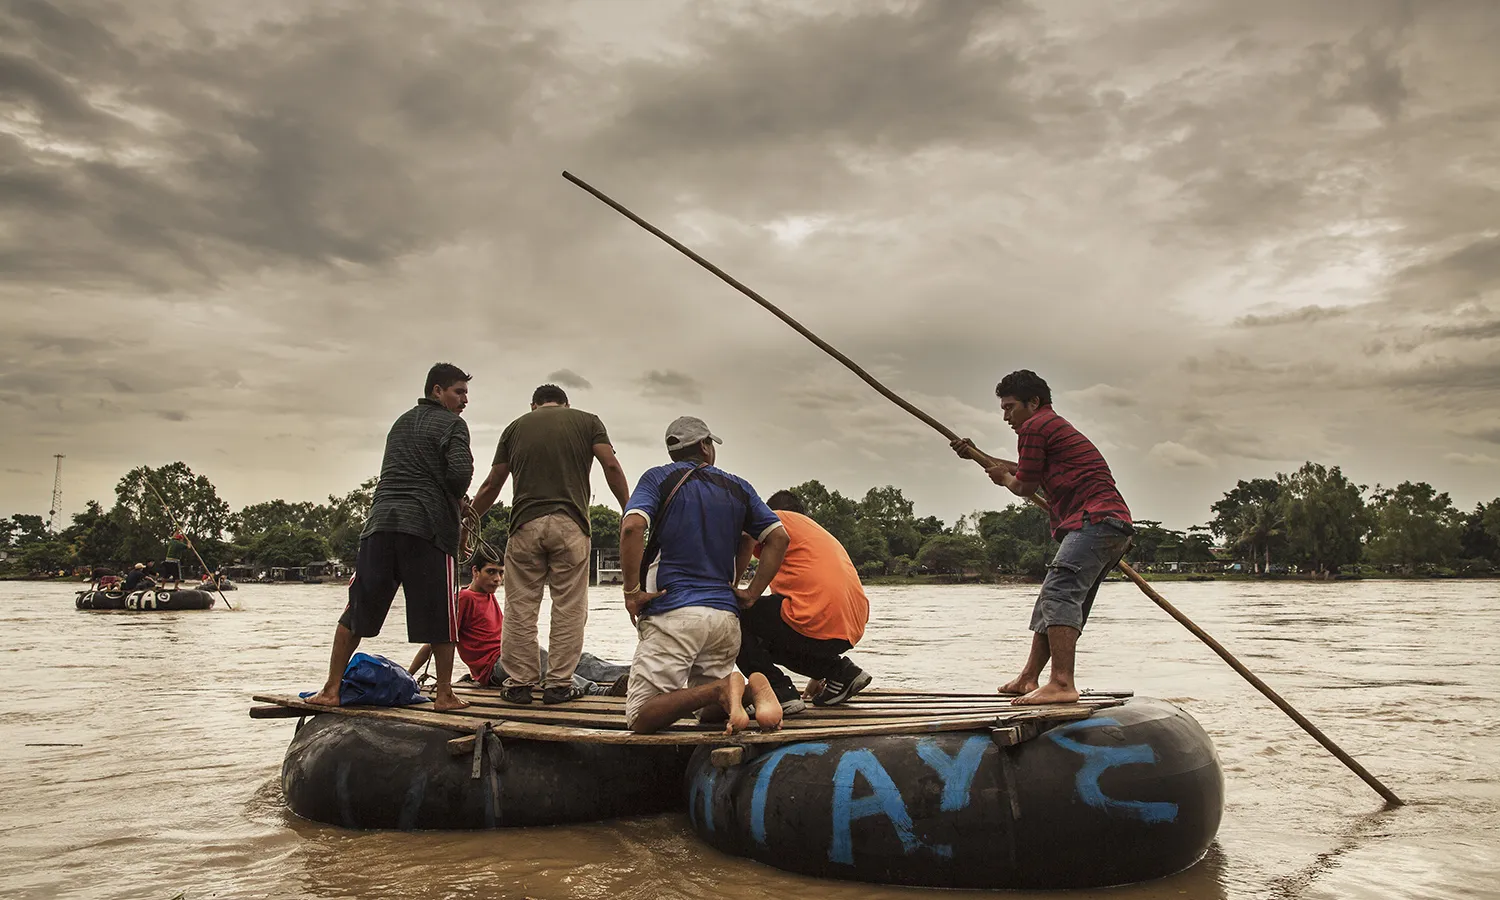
[{"xmin": 624, "ymin": 605, "xmax": 741, "ymax": 728}]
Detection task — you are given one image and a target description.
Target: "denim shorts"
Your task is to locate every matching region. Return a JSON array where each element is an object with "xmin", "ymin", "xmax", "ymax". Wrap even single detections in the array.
[{"xmin": 1030, "ymin": 519, "xmax": 1133, "ymax": 633}]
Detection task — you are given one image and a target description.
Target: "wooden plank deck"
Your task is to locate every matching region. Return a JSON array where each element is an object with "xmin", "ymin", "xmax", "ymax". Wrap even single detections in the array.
[{"xmin": 249, "ymin": 686, "xmax": 1128, "ymax": 751}]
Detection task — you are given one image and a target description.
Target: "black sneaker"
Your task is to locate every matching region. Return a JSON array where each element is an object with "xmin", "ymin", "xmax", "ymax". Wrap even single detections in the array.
[
  {"xmin": 813, "ymin": 663, "xmax": 872, "ymax": 706},
  {"xmin": 772, "ymin": 683, "xmax": 807, "ymax": 716},
  {"xmin": 542, "ymin": 684, "xmax": 585, "ymax": 705},
  {"xmin": 606, "ymin": 673, "xmax": 631, "ymax": 697},
  {"xmin": 500, "ymin": 684, "xmax": 533, "ymax": 704}
]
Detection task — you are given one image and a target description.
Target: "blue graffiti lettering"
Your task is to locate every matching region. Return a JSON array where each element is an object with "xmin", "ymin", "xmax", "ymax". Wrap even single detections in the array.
[
  {"xmin": 750, "ymin": 743, "xmax": 830, "ymax": 845},
  {"xmin": 688, "ymin": 766, "xmax": 717, "ymax": 833},
  {"xmin": 1048, "ymin": 718, "xmax": 1179, "ymax": 824},
  {"xmin": 830, "ymin": 749, "xmax": 951, "ymax": 865},
  {"xmin": 915, "ymin": 735, "xmax": 989, "ymax": 812}
]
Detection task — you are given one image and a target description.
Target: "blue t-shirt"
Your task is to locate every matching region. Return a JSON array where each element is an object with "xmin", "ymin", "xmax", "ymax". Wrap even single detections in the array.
[{"xmin": 624, "ymin": 461, "xmax": 783, "ymax": 617}]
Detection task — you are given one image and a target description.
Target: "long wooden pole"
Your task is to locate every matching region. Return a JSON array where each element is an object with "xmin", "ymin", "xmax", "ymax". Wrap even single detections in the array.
[
  {"xmin": 563, "ymin": 170, "xmax": 1404, "ymax": 807},
  {"xmin": 144, "ymin": 478, "xmax": 236, "ymax": 611}
]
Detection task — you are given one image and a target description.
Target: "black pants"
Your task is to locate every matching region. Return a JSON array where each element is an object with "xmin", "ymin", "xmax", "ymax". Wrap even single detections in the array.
[
  {"xmin": 161, "ymin": 559, "xmax": 181, "ymax": 582},
  {"xmin": 339, "ymin": 531, "xmax": 457, "ymax": 644},
  {"xmin": 736, "ymin": 594, "xmax": 852, "ymax": 698}
]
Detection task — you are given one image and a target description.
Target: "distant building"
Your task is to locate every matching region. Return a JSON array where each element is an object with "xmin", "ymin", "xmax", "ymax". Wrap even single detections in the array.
[{"xmin": 592, "ymin": 548, "xmax": 622, "ymax": 586}]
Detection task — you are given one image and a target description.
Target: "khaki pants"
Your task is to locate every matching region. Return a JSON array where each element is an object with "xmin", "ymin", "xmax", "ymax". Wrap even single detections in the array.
[
  {"xmin": 624, "ymin": 606, "xmax": 740, "ymax": 729},
  {"xmin": 502, "ymin": 512, "xmax": 592, "ymax": 689}
]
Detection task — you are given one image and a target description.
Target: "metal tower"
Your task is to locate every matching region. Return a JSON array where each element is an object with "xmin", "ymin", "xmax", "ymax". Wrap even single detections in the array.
[{"xmin": 47, "ymin": 454, "xmax": 64, "ymax": 532}]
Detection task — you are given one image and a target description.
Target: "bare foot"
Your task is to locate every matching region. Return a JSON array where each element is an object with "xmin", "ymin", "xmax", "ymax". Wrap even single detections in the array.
[
  {"xmin": 717, "ymin": 673, "xmax": 750, "ymax": 735},
  {"xmin": 1012, "ymin": 682, "xmax": 1080, "ymax": 706},
  {"xmin": 746, "ymin": 673, "xmax": 783, "ymax": 732},
  {"xmin": 802, "ymin": 678, "xmax": 825, "ymax": 700},
  {"xmin": 997, "ymin": 675, "xmax": 1039, "ymax": 696},
  {"xmin": 305, "ymin": 687, "xmax": 341, "ymax": 708},
  {"xmin": 433, "ymin": 691, "xmax": 472, "ymax": 712}
]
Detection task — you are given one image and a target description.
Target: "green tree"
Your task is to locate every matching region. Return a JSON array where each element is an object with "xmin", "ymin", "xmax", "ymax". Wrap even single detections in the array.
[
  {"xmin": 914, "ymin": 515, "xmax": 945, "ymax": 540},
  {"xmin": 786, "ymin": 480, "xmax": 858, "ymax": 544},
  {"xmin": 1279, "ymin": 462, "xmax": 1369, "ymax": 575},
  {"xmin": 474, "ymin": 503, "xmax": 509, "ymax": 560},
  {"xmin": 1180, "ymin": 526, "xmax": 1218, "ymax": 564},
  {"xmin": 1124, "ymin": 520, "xmax": 1179, "ymax": 565},
  {"xmin": 1231, "ymin": 502, "xmax": 1285, "ymax": 574},
  {"xmin": 589, "ymin": 505, "xmax": 621, "ymax": 554},
  {"xmin": 232, "ymin": 500, "xmax": 319, "ymax": 540},
  {"xmin": 976, "ymin": 504, "xmax": 1054, "ymax": 574},
  {"xmin": 1365, "ymin": 481, "xmax": 1462, "ymax": 572},
  {"xmin": 114, "ymin": 463, "xmax": 232, "ymax": 561},
  {"xmin": 248, "ymin": 525, "xmax": 332, "ymax": 568},
  {"xmin": 857, "ymin": 486, "xmax": 923, "ymax": 558},
  {"xmin": 844, "ymin": 520, "xmax": 890, "ymax": 571},
  {"xmin": 60, "ymin": 501, "xmax": 131, "ymax": 567},
  {"xmin": 1458, "ymin": 500, "xmax": 1500, "ymax": 572},
  {"xmin": 20, "ymin": 540, "xmax": 73, "ymax": 574},
  {"xmin": 7, "ymin": 514, "xmax": 49, "ymax": 546},
  {"xmin": 916, "ymin": 533, "xmax": 987, "ymax": 576},
  {"xmin": 1210, "ymin": 478, "xmax": 1282, "ymax": 570}
]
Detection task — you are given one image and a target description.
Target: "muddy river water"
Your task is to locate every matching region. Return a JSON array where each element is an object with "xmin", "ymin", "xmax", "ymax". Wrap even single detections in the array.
[{"xmin": 1, "ymin": 579, "xmax": 1496, "ymax": 900}]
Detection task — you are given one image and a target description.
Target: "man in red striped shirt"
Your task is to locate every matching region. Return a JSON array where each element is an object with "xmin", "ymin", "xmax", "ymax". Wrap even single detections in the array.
[{"xmin": 953, "ymin": 370, "xmax": 1133, "ymax": 706}]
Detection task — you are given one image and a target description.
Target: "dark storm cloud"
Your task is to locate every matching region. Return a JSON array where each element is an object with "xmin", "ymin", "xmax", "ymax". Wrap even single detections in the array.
[
  {"xmin": 1393, "ymin": 237, "xmax": 1500, "ymax": 305},
  {"xmin": 546, "ymin": 369, "xmax": 592, "ymax": 389},
  {"xmin": 157, "ymin": 410, "xmax": 189, "ymax": 422},
  {"xmin": 591, "ymin": 0, "xmax": 1103, "ymax": 214},
  {"xmin": 0, "ymin": 0, "xmax": 563, "ymax": 291},
  {"xmin": 639, "ymin": 369, "xmax": 703, "ymax": 403},
  {"xmin": 1235, "ymin": 306, "xmax": 1353, "ymax": 328}
]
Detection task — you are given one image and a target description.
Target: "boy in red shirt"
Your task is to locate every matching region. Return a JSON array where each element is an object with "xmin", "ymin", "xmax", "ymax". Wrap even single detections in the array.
[
  {"xmin": 410, "ymin": 549, "xmax": 628, "ymax": 693},
  {"xmin": 953, "ymin": 369, "xmax": 1133, "ymax": 706}
]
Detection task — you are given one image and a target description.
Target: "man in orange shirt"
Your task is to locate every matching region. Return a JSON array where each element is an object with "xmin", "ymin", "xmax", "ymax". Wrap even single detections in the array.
[{"xmin": 736, "ymin": 490, "xmax": 873, "ymax": 712}]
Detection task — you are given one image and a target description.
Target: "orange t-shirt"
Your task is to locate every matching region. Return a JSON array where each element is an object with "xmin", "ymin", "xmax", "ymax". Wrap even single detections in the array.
[{"xmin": 756, "ymin": 510, "xmax": 869, "ymax": 644}]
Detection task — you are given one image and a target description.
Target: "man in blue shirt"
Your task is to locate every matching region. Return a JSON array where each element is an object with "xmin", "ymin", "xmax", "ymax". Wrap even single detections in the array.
[{"xmin": 619, "ymin": 416, "xmax": 790, "ymax": 735}]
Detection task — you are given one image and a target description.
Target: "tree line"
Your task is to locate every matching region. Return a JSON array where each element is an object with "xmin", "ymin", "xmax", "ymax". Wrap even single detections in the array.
[{"xmin": 3, "ymin": 460, "xmax": 1499, "ymax": 579}]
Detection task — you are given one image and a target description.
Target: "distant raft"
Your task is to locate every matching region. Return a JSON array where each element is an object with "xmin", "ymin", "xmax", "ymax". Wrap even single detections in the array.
[
  {"xmin": 75, "ymin": 587, "xmax": 217, "ymax": 611},
  {"xmin": 281, "ymin": 715, "xmax": 692, "ymax": 829},
  {"xmin": 683, "ymin": 697, "xmax": 1223, "ymax": 890}
]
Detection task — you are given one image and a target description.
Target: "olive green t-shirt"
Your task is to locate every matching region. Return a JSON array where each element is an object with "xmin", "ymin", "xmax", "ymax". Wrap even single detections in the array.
[{"xmin": 494, "ymin": 406, "xmax": 609, "ymax": 536}]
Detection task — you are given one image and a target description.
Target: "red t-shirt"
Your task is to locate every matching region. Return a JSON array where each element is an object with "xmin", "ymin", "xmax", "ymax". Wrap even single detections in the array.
[
  {"xmin": 454, "ymin": 588, "xmax": 504, "ymax": 683},
  {"xmin": 1014, "ymin": 406, "xmax": 1131, "ymax": 539}
]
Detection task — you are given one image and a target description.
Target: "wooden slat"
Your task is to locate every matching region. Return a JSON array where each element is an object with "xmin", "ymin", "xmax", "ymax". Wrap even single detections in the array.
[{"xmin": 251, "ymin": 692, "xmax": 1114, "ymax": 752}]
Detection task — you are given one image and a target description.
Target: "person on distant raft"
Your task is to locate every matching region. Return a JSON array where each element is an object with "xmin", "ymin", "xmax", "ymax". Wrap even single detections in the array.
[
  {"xmin": 619, "ymin": 417, "xmax": 790, "ymax": 735},
  {"xmin": 470, "ymin": 384, "xmax": 631, "ymax": 706},
  {"xmin": 162, "ymin": 532, "xmax": 188, "ymax": 588},
  {"xmin": 306, "ymin": 362, "xmax": 475, "ymax": 712},
  {"xmin": 407, "ymin": 547, "xmax": 630, "ymax": 695},
  {"xmin": 734, "ymin": 489, "xmax": 872, "ymax": 713},
  {"xmin": 121, "ymin": 562, "xmax": 155, "ymax": 593},
  {"xmin": 952, "ymin": 369, "xmax": 1133, "ymax": 706}
]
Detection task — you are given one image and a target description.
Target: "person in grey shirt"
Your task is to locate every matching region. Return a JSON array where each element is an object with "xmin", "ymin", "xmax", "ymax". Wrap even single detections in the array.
[{"xmin": 307, "ymin": 363, "xmax": 475, "ymax": 712}]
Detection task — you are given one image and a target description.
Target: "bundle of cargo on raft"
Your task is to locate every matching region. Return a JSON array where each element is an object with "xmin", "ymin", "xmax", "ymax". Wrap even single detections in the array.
[{"xmin": 251, "ymin": 686, "xmax": 1224, "ymax": 890}]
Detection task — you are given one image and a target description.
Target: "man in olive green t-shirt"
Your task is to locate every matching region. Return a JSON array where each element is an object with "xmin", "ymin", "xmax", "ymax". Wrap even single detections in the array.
[{"xmin": 471, "ymin": 384, "xmax": 631, "ymax": 704}]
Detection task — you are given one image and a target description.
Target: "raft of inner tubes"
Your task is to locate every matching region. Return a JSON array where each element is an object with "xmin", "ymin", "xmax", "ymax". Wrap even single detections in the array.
[
  {"xmin": 278, "ymin": 697, "xmax": 1221, "ymax": 889},
  {"xmin": 686, "ymin": 697, "xmax": 1223, "ymax": 889},
  {"xmin": 76, "ymin": 587, "xmax": 217, "ymax": 611},
  {"xmin": 282, "ymin": 715, "xmax": 693, "ymax": 829}
]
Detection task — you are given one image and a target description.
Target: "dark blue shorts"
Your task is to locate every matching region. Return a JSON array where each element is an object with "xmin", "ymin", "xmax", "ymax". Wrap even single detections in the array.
[
  {"xmin": 339, "ymin": 531, "xmax": 457, "ymax": 644},
  {"xmin": 1030, "ymin": 519, "xmax": 1133, "ymax": 633}
]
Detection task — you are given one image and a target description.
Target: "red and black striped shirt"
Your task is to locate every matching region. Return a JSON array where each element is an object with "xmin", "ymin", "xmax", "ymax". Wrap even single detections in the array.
[{"xmin": 1014, "ymin": 407, "xmax": 1131, "ymax": 539}]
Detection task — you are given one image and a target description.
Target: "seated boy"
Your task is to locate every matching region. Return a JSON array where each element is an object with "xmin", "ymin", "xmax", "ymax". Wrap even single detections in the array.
[{"xmin": 409, "ymin": 550, "xmax": 628, "ymax": 695}]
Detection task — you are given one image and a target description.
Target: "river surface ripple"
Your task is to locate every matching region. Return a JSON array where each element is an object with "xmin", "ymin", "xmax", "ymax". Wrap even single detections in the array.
[{"xmin": 1, "ymin": 580, "xmax": 1496, "ymax": 900}]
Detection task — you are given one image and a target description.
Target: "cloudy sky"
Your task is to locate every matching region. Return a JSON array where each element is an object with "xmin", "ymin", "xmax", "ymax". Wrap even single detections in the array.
[{"xmin": 3, "ymin": 0, "xmax": 1498, "ymax": 533}]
